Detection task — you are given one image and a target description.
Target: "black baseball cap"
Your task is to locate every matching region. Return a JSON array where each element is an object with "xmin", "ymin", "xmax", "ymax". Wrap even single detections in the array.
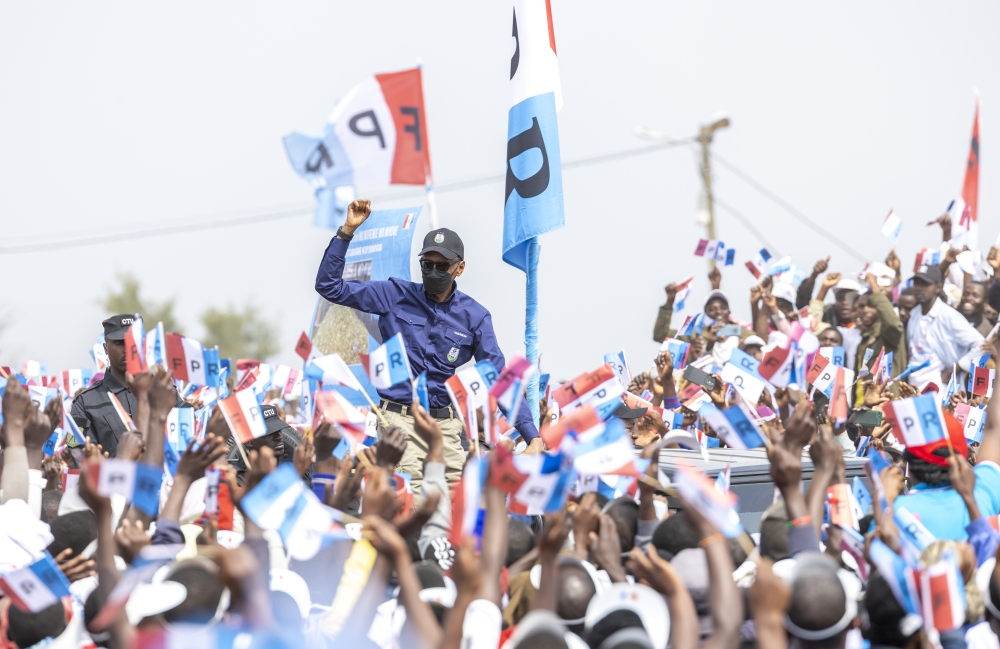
[
  {"xmin": 913, "ymin": 266, "xmax": 944, "ymax": 285},
  {"xmin": 261, "ymin": 403, "xmax": 285, "ymax": 435},
  {"xmin": 419, "ymin": 228, "xmax": 464, "ymax": 260},
  {"xmin": 102, "ymin": 314, "xmax": 139, "ymax": 341},
  {"xmin": 614, "ymin": 401, "xmax": 648, "ymax": 420}
]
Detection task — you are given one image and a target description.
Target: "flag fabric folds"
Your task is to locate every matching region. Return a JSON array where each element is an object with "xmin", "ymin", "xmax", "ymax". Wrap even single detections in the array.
[
  {"xmin": 502, "ymin": 0, "xmax": 565, "ymax": 271},
  {"xmin": 284, "ymin": 68, "xmax": 433, "ymax": 229}
]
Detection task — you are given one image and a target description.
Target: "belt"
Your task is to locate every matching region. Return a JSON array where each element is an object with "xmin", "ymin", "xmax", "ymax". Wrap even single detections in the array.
[{"xmin": 380, "ymin": 399, "xmax": 456, "ymax": 420}]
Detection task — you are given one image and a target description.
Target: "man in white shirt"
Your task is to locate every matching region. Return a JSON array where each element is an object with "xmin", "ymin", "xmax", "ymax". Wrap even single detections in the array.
[{"xmin": 906, "ymin": 266, "xmax": 985, "ymax": 389}]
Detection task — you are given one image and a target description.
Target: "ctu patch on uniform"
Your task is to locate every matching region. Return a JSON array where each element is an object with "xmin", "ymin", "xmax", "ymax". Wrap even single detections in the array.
[{"xmin": 447, "ymin": 346, "xmax": 460, "ymax": 363}]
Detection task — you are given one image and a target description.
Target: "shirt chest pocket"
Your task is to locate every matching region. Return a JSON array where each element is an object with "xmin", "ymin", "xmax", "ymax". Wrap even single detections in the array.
[
  {"xmin": 396, "ymin": 310, "xmax": 428, "ymax": 356},
  {"xmin": 443, "ymin": 328, "xmax": 474, "ymax": 365}
]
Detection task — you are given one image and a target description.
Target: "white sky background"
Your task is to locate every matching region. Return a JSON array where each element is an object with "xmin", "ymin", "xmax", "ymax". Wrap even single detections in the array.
[{"xmin": 1, "ymin": 2, "xmax": 998, "ymax": 381}]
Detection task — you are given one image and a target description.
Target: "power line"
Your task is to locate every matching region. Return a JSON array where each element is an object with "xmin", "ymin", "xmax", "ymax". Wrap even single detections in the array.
[
  {"xmin": 710, "ymin": 152, "xmax": 868, "ymax": 264},
  {"xmin": 713, "ymin": 196, "xmax": 781, "ymax": 255},
  {"xmin": 0, "ymin": 138, "xmax": 695, "ymax": 255}
]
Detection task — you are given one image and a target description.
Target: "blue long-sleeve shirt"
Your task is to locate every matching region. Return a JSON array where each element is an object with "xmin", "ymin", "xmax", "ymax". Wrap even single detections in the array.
[{"xmin": 316, "ymin": 235, "xmax": 539, "ymax": 442}]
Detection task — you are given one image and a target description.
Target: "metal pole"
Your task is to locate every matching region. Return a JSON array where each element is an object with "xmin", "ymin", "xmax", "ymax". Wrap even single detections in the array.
[{"xmin": 699, "ymin": 126, "xmax": 716, "ymax": 269}]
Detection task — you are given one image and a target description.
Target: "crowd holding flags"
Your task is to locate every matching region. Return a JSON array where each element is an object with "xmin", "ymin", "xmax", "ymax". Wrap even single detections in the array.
[{"xmin": 2, "ymin": 10, "xmax": 999, "ymax": 649}]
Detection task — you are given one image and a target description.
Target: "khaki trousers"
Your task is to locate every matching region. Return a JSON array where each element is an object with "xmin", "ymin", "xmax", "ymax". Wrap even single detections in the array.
[{"xmin": 376, "ymin": 405, "xmax": 466, "ymax": 493}]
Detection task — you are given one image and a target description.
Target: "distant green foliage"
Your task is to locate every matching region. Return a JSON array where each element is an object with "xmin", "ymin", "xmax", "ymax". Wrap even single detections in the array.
[
  {"xmin": 100, "ymin": 273, "xmax": 182, "ymax": 333},
  {"xmin": 201, "ymin": 304, "xmax": 279, "ymax": 361},
  {"xmin": 101, "ymin": 275, "xmax": 278, "ymax": 361}
]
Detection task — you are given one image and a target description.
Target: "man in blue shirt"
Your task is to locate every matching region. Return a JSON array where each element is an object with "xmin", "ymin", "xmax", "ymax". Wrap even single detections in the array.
[
  {"xmin": 891, "ymin": 407, "xmax": 1000, "ymax": 541},
  {"xmin": 315, "ymin": 199, "xmax": 542, "ymax": 487}
]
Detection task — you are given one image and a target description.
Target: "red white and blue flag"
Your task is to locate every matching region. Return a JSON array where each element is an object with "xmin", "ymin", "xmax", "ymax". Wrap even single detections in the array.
[{"xmin": 883, "ymin": 394, "xmax": 947, "ymax": 448}]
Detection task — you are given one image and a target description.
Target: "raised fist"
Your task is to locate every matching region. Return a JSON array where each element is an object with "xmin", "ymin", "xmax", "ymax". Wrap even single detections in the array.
[{"xmin": 344, "ymin": 199, "xmax": 372, "ymax": 233}]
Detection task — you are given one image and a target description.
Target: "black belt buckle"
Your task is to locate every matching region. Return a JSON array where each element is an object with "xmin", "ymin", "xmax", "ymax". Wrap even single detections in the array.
[{"xmin": 381, "ymin": 399, "xmax": 453, "ymax": 420}]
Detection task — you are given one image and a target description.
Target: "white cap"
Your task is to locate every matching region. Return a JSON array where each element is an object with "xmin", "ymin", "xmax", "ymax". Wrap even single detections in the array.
[
  {"xmin": 772, "ymin": 282, "xmax": 797, "ymax": 305},
  {"xmin": 584, "ymin": 583, "xmax": 670, "ymax": 649},
  {"xmin": 703, "ymin": 290, "xmax": 730, "ymax": 310},
  {"xmin": 833, "ymin": 278, "xmax": 863, "ymax": 294}
]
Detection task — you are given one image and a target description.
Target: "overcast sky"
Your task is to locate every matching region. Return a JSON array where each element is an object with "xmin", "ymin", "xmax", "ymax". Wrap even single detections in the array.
[{"xmin": 2, "ymin": 1, "xmax": 998, "ymax": 380}]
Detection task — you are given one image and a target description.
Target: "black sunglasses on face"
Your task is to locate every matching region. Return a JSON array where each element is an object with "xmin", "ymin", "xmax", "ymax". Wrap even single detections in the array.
[{"xmin": 419, "ymin": 259, "xmax": 457, "ymax": 273}]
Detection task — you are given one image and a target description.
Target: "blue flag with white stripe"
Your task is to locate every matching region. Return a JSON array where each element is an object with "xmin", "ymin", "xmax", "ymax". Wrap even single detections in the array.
[{"xmin": 502, "ymin": 0, "xmax": 565, "ymax": 271}]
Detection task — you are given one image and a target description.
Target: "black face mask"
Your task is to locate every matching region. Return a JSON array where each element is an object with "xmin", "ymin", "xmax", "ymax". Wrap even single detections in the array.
[{"xmin": 423, "ymin": 268, "xmax": 454, "ymax": 295}]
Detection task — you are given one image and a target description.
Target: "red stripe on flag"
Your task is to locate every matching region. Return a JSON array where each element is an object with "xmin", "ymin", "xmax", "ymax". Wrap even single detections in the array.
[
  {"xmin": 962, "ymin": 98, "xmax": 980, "ymax": 224},
  {"xmin": 545, "ymin": 0, "xmax": 557, "ymax": 54},
  {"xmin": 375, "ymin": 68, "xmax": 433, "ymax": 186},
  {"xmin": 164, "ymin": 333, "xmax": 188, "ymax": 381},
  {"xmin": 219, "ymin": 395, "xmax": 254, "ymax": 444}
]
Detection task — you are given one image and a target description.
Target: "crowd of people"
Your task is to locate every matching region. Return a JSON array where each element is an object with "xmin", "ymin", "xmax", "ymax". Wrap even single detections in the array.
[{"xmin": 4, "ymin": 209, "xmax": 1000, "ymax": 649}]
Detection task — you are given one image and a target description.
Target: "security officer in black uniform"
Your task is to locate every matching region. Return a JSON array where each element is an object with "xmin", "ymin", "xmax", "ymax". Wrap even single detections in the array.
[{"xmin": 71, "ymin": 314, "xmax": 187, "ymax": 457}]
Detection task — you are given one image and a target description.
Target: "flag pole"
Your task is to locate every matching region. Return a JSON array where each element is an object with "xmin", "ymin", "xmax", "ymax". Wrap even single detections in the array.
[{"xmin": 525, "ymin": 238, "xmax": 541, "ymax": 427}]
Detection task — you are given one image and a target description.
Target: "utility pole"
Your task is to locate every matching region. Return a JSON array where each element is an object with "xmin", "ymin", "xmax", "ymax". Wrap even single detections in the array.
[
  {"xmin": 697, "ymin": 116, "xmax": 730, "ymax": 268},
  {"xmin": 635, "ymin": 114, "xmax": 730, "ymax": 269}
]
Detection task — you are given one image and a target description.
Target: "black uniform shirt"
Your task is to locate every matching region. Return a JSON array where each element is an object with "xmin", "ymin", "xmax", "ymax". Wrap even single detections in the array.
[{"xmin": 70, "ymin": 372, "xmax": 187, "ymax": 457}]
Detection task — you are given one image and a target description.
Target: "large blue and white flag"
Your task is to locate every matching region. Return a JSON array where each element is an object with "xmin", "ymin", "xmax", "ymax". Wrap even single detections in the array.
[{"xmin": 502, "ymin": 0, "xmax": 565, "ymax": 271}]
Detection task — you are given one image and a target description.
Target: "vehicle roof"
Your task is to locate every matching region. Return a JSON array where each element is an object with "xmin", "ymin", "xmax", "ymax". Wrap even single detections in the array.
[{"xmin": 654, "ymin": 447, "xmax": 871, "ymax": 534}]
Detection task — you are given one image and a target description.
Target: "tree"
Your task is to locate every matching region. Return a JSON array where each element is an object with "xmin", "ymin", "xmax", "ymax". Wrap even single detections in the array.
[
  {"xmin": 101, "ymin": 273, "xmax": 182, "ymax": 333},
  {"xmin": 201, "ymin": 304, "xmax": 278, "ymax": 361}
]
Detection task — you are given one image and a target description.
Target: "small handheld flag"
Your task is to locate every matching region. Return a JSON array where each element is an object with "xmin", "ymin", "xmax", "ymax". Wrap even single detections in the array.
[
  {"xmin": 700, "ymin": 404, "xmax": 766, "ymax": 450},
  {"xmin": 881, "ymin": 209, "xmax": 903, "ymax": 246},
  {"xmin": 367, "ymin": 333, "xmax": 412, "ymax": 389},
  {"xmin": 0, "ymin": 552, "xmax": 72, "ymax": 612},
  {"xmin": 218, "ymin": 389, "xmax": 267, "ymax": 444},
  {"xmin": 882, "ymin": 394, "xmax": 947, "ymax": 448},
  {"xmin": 673, "ymin": 461, "xmax": 743, "ymax": 538},
  {"xmin": 489, "ymin": 356, "xmax": 537, "ymax": 423},
  {"xmin": 124, "ymin": 315, "xmax": 146, "ymax": 376},
  {"xmin": 673, "ymin": 275, "xmax": 694, "ymax": 311},
  {"xmin": 94, "ymin": 459, "xmax": 163, "ymax": 517}
]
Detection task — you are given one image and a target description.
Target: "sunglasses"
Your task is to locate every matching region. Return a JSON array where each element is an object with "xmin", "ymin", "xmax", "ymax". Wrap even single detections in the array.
[{"xmin": 419, "ymin": 258, "xmax": 458, "ymax": 273}]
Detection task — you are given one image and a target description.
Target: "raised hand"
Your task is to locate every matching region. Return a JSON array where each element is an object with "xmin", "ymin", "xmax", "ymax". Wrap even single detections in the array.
[
  {"xmin": 821, "ymin": 272, "xmax": 841, "ymax": 290},
  {"xmin": 206, "ymin": 404, "xmax": 232, "ymax": 443},
  {"xmin": 54, "ymin": 548, "xmax": 96, "ymax": 583},
  {"xmin": 362, "ymin": 466, "xmax": 399, "ymax": 520},
  {"xmin": 863, "ymin": 380, "xmax": 891, "ymax": 408},
  {"xmin": 885, "ymin": 250, "xmax": 901, "ymax": 274},
  {"xmin": 176, "ymin": 434, "xmax": 228, "ymax": 482},
  {"xmin": 537, "ymin": 510, "xmax": 570, "ymax": 557},
  {"xmin": 363, "ymin": 514, "xmax": 408, "ymax": 560},
  {"xmin": 376, "ymin": 426, "xmax": 407, "ymax": 468},
  {"xmin": 589, "ymin": 514, "xmax": 626, "ymax": 583},
  {"xmin": 812, "ymin": 256, "xmax": 831, "ymax": 278},
  {"xmin": 626, "ymin": 545, "xmax": 685, "ymax": 597},
  {"xmin": 294, "ymin": 432, "xmax": 315, "ymax": 476},
  {"xmin": 126, "ymin": 370, "xmax": 153, "ymax": 396},
  {"xmin": 114, "ymin": 519, "xmax": 152, "ymax": 565},
  {"xmin": 329, "ymin": 456, "xmax": 366, "ymax": 511},
  {"xmin": 342, "ymin": 199, "xmax": 372, "ymax": 234},
  {"xmin": 147, "ymin": 368, "xmax": 177, "ymax": 416},
  {"xmin": 664, "ymin": 283, "xmax": 678, "ymax": 304},
  {"xmin": 116, "ymin": 431, "xmax": 146, "ymax": 461},
  {"xmin": 411, "ymin": 403, "xmax": 444, "ymax": 463},
  {"xmin": 988, "ymin": 246, "xmax": 1000, "ymax": 272},
  {"xmin": 782, "ymin": 400, "xmax": 816, "ymax": 451},
  {"xmin": 708, "ymin": 267, "xmax": 722, "ymax": 290}
]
